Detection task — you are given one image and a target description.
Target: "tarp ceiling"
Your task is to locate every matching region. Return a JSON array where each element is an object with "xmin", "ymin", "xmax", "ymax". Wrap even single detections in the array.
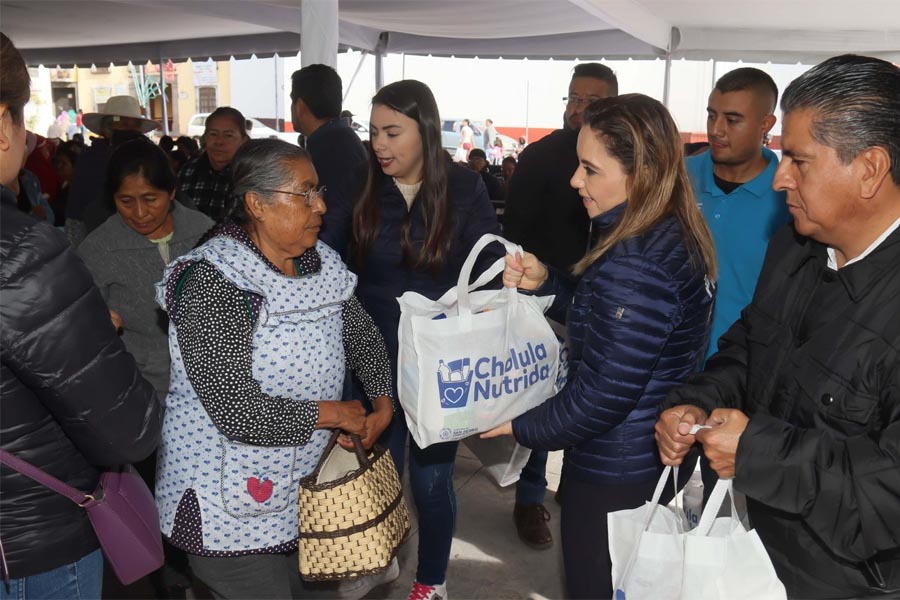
[{"xmin": 5, "ymin": 0, "xmax": 900, "ymax": 67}]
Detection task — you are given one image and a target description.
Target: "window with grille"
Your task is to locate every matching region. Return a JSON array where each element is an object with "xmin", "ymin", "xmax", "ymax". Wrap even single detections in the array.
[{"xmin": 196, "ymin": 87, "xmax": 217, "ymax": 113}]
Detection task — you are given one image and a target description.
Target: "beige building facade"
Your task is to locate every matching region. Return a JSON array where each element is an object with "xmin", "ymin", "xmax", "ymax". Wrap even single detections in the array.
[{"xmin": 26, "ymin": 60, "xmax": 232, "ymax": 139}]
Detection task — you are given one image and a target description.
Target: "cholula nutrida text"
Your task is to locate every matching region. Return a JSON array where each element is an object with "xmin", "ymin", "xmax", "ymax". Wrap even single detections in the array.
[{"xmin": 472, "ymin": 342, "xmax": 550, "ymax": 401}]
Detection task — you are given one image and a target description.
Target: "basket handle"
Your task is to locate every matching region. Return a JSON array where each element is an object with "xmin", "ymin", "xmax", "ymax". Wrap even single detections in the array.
[
  {"xmin": 349, "ymin": 433, "xmax": 368, "ymax": 466},
  {"xmin": 317, "ymin": 430, "xmax": 372, "ymax": 476}
]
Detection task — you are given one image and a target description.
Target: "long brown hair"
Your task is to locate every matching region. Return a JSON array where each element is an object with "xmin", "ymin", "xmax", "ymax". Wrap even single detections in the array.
[
  {"xmin": 352, "ymin": 80, "xmax": 451, "ymax": 274},
  {"xmin": 573, "ymin": 94, "xmax": 717, "ymax": 280}
]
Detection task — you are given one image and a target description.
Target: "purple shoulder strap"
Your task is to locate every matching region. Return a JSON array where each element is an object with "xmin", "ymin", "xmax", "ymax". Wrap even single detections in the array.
[{"xmin": 0, "ymin": 449, "xmax": 88, "ymax": 505}]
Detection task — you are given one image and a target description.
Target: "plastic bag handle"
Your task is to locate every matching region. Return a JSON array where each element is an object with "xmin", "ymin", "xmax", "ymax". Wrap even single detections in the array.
[
  {"xmin": 615, "ymin": 466, "xmax": 680, "ymax": 592},
  {"xmin": 456, "ymin": 234, "xmax": 522, "ymax": 321},
  {"xmin": 692, "ymin": 477, "xmax": 741, "ymax": 536}
]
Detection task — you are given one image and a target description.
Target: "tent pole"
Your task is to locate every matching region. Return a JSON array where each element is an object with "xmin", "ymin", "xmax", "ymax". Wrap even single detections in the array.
[
  {"xmin": 662, "ymin": 27, "xmax": 677, "ymax": 109},
  {"xmin": 343, "ymin": 51, "xmax": 368, "ymax": 101},
  {"xmin": 524, "ymin": 80, "xmax": 530, "ymax": 144},
  {"xmin": 663, "ymin": 53, "xmax": 672, "ymax": 108},
  {"xmin": 159, "ymin": 55, "xmax": 170, "ymax": 136},
  {"xmin": 274, "ymin": 54, "xmax": 284, "ymax": 132},
  {"xmin": 375, "ymin": 32, "xmax": 388, "ymax": 91},
  {"xmin": 375, "ymin": 53, "xmax": 384, "ymax": 91}
]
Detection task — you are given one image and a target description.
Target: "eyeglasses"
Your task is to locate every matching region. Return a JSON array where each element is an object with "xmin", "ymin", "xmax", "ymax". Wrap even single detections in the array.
[
  {"xmin": 563, "ymin": 95, "xmax": 602, "ymax": 107},
  {"xmin": 258, "ymin": 186, "xmax": 327, "ymax": 207}
]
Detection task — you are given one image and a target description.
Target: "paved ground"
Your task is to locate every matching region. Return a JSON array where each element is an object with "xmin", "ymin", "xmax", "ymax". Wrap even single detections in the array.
[{"xmin": 369, "ymin": 446, "xmax": 566, "ymax": 600}]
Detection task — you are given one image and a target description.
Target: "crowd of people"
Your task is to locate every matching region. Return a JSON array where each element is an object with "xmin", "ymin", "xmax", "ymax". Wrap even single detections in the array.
[{"xmin": 2, "ymin": 27, "xmax": 899, "ymax": 600}]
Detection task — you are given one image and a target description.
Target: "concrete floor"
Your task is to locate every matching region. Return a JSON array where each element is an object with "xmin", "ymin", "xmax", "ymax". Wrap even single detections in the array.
[{"xmin": 368, "ymin": 446, "xmax": 566, "ymax": 600}]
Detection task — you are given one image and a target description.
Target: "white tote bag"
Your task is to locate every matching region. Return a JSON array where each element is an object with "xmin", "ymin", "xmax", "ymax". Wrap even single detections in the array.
[
  {"xmin": 609, "ymin": 467, "xmax": 787, "ymax": 600},
  {"xmin": 397, "ymin": 233, "xmax": 561, "ymax": 448}
]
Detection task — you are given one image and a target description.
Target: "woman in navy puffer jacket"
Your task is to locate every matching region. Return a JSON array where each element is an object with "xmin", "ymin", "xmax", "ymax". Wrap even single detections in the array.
[{"xmin": 486, "ymin": 94, "xmax": 717, "ymax": 600}]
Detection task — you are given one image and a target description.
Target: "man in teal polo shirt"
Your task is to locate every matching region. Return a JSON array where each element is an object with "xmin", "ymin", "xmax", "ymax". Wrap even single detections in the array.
[{"xmin": 688, "ymin": 67, "xmax": 791, "ymax": 360}]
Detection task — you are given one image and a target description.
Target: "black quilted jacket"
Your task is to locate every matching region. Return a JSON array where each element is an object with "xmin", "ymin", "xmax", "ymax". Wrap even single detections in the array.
[
  {"xmin": 665, "ymin": 223, "xmax": 900, "ymax": 598},
  {"xmin": 0, "ymin": 186, "xmax": 162, "ymax": 578}
]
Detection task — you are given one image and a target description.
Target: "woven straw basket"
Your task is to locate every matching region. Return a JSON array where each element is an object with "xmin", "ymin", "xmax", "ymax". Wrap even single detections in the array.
[{"xmin": 298, "ymin": 432, "xmax": 410, "ymax": 581}]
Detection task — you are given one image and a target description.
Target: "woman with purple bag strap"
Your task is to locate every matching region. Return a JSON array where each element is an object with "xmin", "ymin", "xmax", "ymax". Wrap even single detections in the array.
[{"xmin": 0, "ymin": 33, "xmax": 163, "ymax": 600}]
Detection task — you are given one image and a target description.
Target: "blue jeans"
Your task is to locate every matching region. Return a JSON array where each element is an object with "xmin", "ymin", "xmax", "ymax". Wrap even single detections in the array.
[
  {"xmin": 516, "ymin": 449, "xmax": 549, "ymax": 504},
  {"xmin": 1, "ymin": 549, "xmax": 102, "ymax": 600},
  {"xmin": 382, "ymin": 410, "xmax": 457, "ymax": 586}
]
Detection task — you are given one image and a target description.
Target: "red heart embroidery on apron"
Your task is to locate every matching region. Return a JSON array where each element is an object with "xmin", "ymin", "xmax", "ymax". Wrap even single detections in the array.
[{"xmin": 247, "ymin": 477, "xmax": 273, "ymax": 503}]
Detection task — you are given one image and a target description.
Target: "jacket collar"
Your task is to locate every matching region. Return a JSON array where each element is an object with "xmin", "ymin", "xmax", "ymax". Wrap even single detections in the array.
[
  {"xmin": 836, "ymin": 227, "xmax": 900, "ymax": 302},
  {"xmin": 198, "ymin": 152, "xmax": 232, "ymax": 175},
  {"xmin": 788, "ymin": 225, "xmax": 900, "ymax": 302},
  {"xmin": 590, "ymin": 201, "xmax": 627, "ymax": 235},
  {"xmin": 1, "ymin": 185, "xmax": 16, "ymax": 207},
  {"xmin": 307, "ymin": 117, "xmax": 350, "ymax": 145}
]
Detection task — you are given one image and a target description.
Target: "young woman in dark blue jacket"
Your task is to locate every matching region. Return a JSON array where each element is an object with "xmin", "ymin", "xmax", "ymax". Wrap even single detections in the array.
[
  {"xmin": 326, "ymin": 80, "xmax": 500, "ymax": 600},
  {"xmin": 485, "ymin": 94, "xmax": 717, "ymax": 599}
]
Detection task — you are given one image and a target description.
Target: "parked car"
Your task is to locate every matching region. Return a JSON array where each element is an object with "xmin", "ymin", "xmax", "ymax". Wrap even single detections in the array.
[
  {"xmin": 186, "ymin": 113, "xmax": 300, "ymax": 145},
  {"xmin": 441, "ymin": 119, "xmax": 518, "ymax": 158}
]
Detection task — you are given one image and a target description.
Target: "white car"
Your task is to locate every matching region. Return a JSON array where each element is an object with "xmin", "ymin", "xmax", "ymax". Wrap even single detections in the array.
[{"xmin": 186, "ymin": 113, "xmax": 300, "ymax": 145}]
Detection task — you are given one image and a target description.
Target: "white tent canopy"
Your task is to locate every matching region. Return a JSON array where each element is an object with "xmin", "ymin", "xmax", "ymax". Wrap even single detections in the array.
[{"xmin": 6, "ymin": 0, "xmax": 899, "ymax": 67}]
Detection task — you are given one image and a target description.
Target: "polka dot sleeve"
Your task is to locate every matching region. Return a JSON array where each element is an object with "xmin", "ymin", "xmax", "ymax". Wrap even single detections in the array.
[
  {"xmin": 174, "ymin": 260, "xmax": 319, "ymax": 446},
  {"xmin": 342, "ymin": 296, "xmax": 394, "ymax": 409}
]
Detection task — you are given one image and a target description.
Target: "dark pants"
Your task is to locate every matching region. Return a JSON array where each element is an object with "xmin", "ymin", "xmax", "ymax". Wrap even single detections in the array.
[
  {"xmin": 189, "ymin": 552, "xmax": 310, "ymax": 599},
  {"xmin": 560, "ymin": 475, "xmax": 658, "ymax": 600},
  {"xmin": 515, "ymin": 449, "xmax": 548, "ymax": 504},
  {"xmin": 382, "ymin": 409, "xmax": 458, "ymax": 586}
]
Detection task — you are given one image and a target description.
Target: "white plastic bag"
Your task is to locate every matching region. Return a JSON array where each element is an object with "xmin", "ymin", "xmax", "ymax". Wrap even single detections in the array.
[
  {"xmin": 609, "ymin": 467, "xmax": 786, "ymax": 600},
  {"xmin": 682, "ymin": 478, "xmax": 786, "ymax": 600},
  {"xmin": 397, "ymin": 234, "xmax": 560, "ymax": 448},
  {"xmin": 609, "ymin": 466, "xmax": 687, "ymax": 600},
  {"xmin": 463, "ymin": 435, "xmax": 531, "ymax": 487}
]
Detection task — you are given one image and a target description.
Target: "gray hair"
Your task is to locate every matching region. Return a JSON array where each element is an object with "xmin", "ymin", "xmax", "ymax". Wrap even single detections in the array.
[
  {"xmin": 229, "ymin": 139, "xmax": 312, "ymax": 224},
  {"xmin": 781, "ymin": 54, "xmax": 900, "ymax": 185}
]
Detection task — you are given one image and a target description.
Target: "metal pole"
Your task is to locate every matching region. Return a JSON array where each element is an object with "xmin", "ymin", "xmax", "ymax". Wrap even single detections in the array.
[
  {"xmin": 524, "ymin": 80, "xmax": 530, "ymax": 143},
  {"xmin": 374, "ymin": 32, "xmax": 388, "ymax": 91},
  {"xmin": 343, "ymin": 51, "xmax": 368, "ymax": 101},
  {"xmin": 274, "ymin": 54, "xmax": 283, "ymax": 132},
  {"xmin": 375, "ymin": 53, "xmax": 384, "ymax": 90},
  {"xmin": 663, "ymin": 52, "xmax": 672, "ymax": 108},
  {"xmin": 159, "ymin": 56, "xmax": 170, "ymax": 135}
]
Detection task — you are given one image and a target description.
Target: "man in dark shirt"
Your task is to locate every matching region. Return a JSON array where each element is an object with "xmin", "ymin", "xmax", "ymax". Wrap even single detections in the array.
[
  {"xmin": 290, "ymin": 64, "xmax": 368, "ymax": 257},
  {"xmin": 65, "ymin": 95, "xmax": 159, "ymax": 244},
  {"xmin": 504, "ymin": 63, "xmax": 618, "ymax": 272},
  {"xmin": 503, "ymin": 63, "xmax": 619, "ymax": 551}
]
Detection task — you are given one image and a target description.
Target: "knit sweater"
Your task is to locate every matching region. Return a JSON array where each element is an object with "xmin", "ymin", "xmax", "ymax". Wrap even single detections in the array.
[{"xmin": 78, "ymin": 202, "xmax": 214, "ymax": 396}]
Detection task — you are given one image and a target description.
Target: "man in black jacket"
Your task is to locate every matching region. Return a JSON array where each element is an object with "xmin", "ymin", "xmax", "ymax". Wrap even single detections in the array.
[
  {"xmin": 504, "ymin": 63, "xmax": 618, "ymax": 272},
  {"xmin": 656, "ymin": 54, "xmax": 900, "ymax": 598},
  {"xmin": 291, "ymin": 64, "xmax": 368, "ymax": 258},
  {"xmin": 502, "ymin": 63, "xmax": 618, "ymax": 550}
]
